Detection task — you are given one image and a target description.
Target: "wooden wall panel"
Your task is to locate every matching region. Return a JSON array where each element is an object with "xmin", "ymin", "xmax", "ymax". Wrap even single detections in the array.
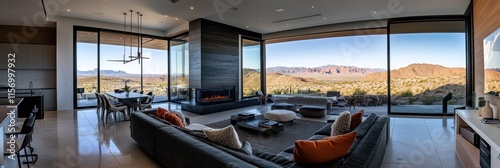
[
  {"xmin": 0, "ymin": 26, "xmax": 56, "ymax": 45},
  {"xmin": 473, "ymin": 0, "xmax": 500, "ymax": 106}
]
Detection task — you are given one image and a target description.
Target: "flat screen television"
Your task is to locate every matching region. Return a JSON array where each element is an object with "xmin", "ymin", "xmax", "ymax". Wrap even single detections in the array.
[{"xmin": 483, "ymin": 27, "xmax": 500, "ymax": 97}]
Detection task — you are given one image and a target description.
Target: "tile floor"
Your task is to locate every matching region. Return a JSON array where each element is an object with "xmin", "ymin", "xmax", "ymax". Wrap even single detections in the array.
[{"xmin": 3, "ymin": 103, "xmax": 464, "ymax": 168}]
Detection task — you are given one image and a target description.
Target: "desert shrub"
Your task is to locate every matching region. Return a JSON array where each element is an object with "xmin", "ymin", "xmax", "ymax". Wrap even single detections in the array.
[
  {"xmin": 407, "ymin": 97, "xmax": 416, "ymax": 104},
  {"xmin": 421, "ymin": 96, "xmax": 435, "ymax": 105},
  {"xmin": 352, "ymin": 88, "xmax": 367, "ymax": 95},
  {"xmin": 398, "ymin": 90, "xmax": 413, "ymax": 97}
]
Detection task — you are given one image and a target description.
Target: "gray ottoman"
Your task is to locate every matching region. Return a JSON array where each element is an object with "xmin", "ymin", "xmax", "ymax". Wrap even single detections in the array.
[
  {"xmin": 271, "ymin": 103, "xmax": 296, "ymax": 111},
  {"xmin": 299, "ymin": 106, "xmax": 327, "ymax": 118},
  {"xmin": 264, "ymin": 110, "xmax": 296, "ymax": 124}
]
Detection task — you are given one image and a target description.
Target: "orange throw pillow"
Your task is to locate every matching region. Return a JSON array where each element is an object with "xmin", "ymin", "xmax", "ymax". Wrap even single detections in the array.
[
  {"xmin": 350, "ymin": 110, "xmax": 364, "ymax": 131},
  {"xmin": 163, "ymin": 112, "xmax": 185, "ymax": 128},
  {"xmin": 293, "ymin": 131, "xmax": 356, "ymax": 164},
  {"xmin": 157, "ymin": 107, "xmax": 169, "ymax": 118}
]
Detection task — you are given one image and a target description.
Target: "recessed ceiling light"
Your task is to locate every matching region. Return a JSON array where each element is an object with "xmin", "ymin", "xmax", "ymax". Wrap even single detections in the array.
[
  {"xmin": 323, "ymin": 17, "xmax": 326, "ymax": 19},
  {"xmin": 373, "ymin": 11, "xmax": 377, "ymax": 14},
  {"xmin": 311, "ymin": 6, "xmax": 315, "ymax": 9},
  {"xmin": 164, "ymin": 15, "xmax": 168, "ymax": 17},
  {"xmin": 275, "ymin": 8, "xmax": 285, "ymax": 12},
  {"xmin": 246, "ymin": 26, "xmax": 249, "ymax": 28},
  {"xmin": 286, "ymin": 23, "xmax": 289, "ymax": 25},
  {"xmin": 190, "ymin": 6, "xmax": 194, "ymax": 10},
  {"xmin": 258, "ymin": 17, "xmax": 261, "ymax": 20},
  {"xmin": 67, "ymin": 9, "xmax": 71, "ymax": 12},
  {"xmin": 175, "ymin": 18, "xmax": 178, "ymax": 20}
]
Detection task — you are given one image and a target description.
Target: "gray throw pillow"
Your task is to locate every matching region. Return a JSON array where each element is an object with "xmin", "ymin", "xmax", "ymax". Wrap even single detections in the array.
[
  {"xmin": 204, "ymin": 125, "xmax": 242, "ymax": 149},
  {"xmin": 238, "ymin": 141, "xmax": 253, "ymax": 155},
  {"xmin": 331, "ymin": 111, "xmax": 351, "ymax": 136}
]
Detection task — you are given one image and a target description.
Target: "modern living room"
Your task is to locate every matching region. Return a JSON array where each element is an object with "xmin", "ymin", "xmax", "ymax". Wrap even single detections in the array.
[{"xmin": 1, "ymin": 0, "xmax": 500, "ymax": 167}]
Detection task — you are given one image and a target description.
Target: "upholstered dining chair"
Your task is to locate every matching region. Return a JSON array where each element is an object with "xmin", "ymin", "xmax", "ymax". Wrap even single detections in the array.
[
  {"xmin": 94, "ymin": 92, "xmax": 104, "ymax": 118},
  {"xmin": 138, "ymin": 95, "xmax": 154, "ymax": 111},
  {"xmin": 100, "ymin": 93, "xmax": 128, "ymax": 123}
]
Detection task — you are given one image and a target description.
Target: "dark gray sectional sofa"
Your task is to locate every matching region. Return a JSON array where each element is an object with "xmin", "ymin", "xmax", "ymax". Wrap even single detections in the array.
[{"xmin": 130, "ymin": 109, "xmax": 389, "ymax": 168}]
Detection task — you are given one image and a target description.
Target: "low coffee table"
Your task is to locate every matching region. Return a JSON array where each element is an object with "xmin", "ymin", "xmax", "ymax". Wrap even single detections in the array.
[{"xmin": 237, "ymin": 119, "xmax": 284, "ymax": 135}]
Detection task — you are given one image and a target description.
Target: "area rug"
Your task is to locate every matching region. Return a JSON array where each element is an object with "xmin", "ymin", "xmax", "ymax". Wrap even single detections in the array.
[{"xmin": 206, "ymin": 117, "xmax": 326, "ymax": 154}]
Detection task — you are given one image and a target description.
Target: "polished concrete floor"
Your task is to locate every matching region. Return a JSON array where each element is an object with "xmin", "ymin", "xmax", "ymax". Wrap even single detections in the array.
[{"xmin": 3, "ymin": 103, "xmax": 464, "ymax": 168}]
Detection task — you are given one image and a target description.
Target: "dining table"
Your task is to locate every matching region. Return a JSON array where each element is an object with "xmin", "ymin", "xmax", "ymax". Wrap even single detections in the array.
[{"xmin": 105, "ymin": 92, "xmax": 149, "ymax": 116}]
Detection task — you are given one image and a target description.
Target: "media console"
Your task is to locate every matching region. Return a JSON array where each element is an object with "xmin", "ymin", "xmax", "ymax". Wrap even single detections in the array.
[{"xmin": 456, "ymin": 110, "xmax": 500, "ymax": 168}]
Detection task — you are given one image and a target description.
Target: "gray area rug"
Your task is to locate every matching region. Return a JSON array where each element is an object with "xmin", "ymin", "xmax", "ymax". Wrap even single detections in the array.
[{"xmin": 206, "ymin": 117, "xmax": 326, "ymax": 154}]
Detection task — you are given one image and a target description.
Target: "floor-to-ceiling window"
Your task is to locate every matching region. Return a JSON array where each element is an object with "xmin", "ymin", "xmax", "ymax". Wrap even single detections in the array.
[
  {"xmin": 170, "ymin": 34, "xmax": 189, "ymax": 101},
  {"xmin": 76, "ymin": 30, "xmax": 99, "ymax": 108},
  {"xmin": 389, "ymin": 21, "xmax": 466, "ymax": 115},
  {"xmin": 141, "ymin": 37, "xmax": 168, "ymax": 102},
  {"xmin": 241, "ymin": 38, "xmax": 262, "ymax": 98},
  {"xmin": 266, "ymin": 31, "xmax": 388, "ymax": 114},
  {"xmin": 74, "ymin": 27, "xmax": 169, "ymax": 108}
]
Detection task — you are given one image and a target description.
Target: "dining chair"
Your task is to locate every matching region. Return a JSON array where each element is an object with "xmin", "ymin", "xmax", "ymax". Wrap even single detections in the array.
[
  {"xmin": 138, "ymin": 95, "xmax": 154, "ymax": 111},
  {"xmin": 100, "ymin": 93, "xmax": 128, "ymax": 123},
  {"xmin": 94, "ymin": 92, "xmax": 104, "ymax": 118},
  {"xmin": 4, "ymin": 128, "xmax": 35, "ymax": 168}
]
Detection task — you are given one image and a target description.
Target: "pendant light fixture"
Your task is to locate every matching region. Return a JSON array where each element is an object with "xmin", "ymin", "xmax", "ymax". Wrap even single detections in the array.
[{"xmin": 108, "ymin": 10, "xmax": 149, "ymax": 64}]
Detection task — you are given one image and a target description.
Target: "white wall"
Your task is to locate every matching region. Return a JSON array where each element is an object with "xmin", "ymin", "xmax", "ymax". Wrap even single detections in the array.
[{"xmin": 49, "ymin": 16, "xmax": 165, "ymax": 110}]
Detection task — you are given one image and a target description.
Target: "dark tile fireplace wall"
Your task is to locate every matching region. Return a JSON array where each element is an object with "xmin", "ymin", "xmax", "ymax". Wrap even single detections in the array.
[{"xmin": 189, "ymin": 19, "xmax": 261, "ymax": 99}]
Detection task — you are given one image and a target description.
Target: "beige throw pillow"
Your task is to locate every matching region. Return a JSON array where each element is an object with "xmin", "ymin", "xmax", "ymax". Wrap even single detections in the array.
[
  {"xmin": 331, "ymin": 111, "xmax": 351, "ymax": 136},
  {"xmin": 204, "ymin": 125, "xmax": 242, "ymax": 149}
]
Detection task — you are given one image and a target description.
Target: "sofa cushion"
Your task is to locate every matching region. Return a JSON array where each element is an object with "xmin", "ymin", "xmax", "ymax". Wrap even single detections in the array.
[
  {"xmin": 239, "ymin": 141, "xmax": 253, "ymax": 155},
  {"xmin": 293, "ymin": 131, "xmax": 357, "ymax": 164},
  {"xmin": 204, "ymin": 125, "xmax": 242, "ymax": 149},
  {"xmin": 349, "ymin": 113, "xmax": 379, "ymax": 152},
  {"xmin": 331, "ymin": 111, "xmax": 351, "ymax": 136},
  {"xmin": 314, "ymin": 123, "xmax": 333, "ymax": 136},
  {"xmin": 350, "ymin": 110, "xmax": 364, "ymax": 131}
]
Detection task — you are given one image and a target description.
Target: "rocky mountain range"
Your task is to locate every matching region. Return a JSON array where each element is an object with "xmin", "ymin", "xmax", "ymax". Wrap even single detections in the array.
[
  {"xmin": 77, "ymin": 68, "xmax": 128, "ymax": 76},
  {"xmin": 363, "ymin": 63, "xmax": 466, "ymax": 81},
  {"xmin": 266, "ymin": 65, "xmax": 385, "ymax": 75}
]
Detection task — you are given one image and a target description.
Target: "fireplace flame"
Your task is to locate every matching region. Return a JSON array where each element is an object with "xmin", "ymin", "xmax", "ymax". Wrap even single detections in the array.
[{"xmin": 202, "ymin": 95, "xmax": 229, "ymax": 101}]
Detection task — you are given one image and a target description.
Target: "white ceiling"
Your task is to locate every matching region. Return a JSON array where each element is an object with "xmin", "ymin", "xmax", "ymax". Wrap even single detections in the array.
[{"xmin": 1, "ymin": 0, "xmax": 470, "ymax": 34}]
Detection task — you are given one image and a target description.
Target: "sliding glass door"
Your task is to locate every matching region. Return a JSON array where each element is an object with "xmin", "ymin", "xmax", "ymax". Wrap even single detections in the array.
[
  {"xmin": 76, "ymin": 30, "xmax": 98, "ymax": 108},
  {"xmin": 170, "ymin": 35, "xmax": 189, "ymax": 101},
  {"xmin": 241, "ymin": 38, "xmax": 262, "ymax": 98},
  {"xmin": 389, "ymin": 21, "xmax": 466, "ymax": 115}
]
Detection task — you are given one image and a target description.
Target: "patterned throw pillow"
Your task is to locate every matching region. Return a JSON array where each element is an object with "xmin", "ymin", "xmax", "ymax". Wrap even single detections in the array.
[
  {"xmin": 163, "ymin": 112, "xmax": 185, "ymax": 128},
  {"xmin": 203, "ymin": 125, "xmax": 242, "ymax": 149},
  {"xmin": 331, "ymin": 111, "xmax": 351, "ymax": 136},
  {"xmin": 293, "ymin": 131, "xmax": 357, "ymax": 164},
  {"xmin": 350, "ymin": 110, "xmax": 364, "ymax": 131}
]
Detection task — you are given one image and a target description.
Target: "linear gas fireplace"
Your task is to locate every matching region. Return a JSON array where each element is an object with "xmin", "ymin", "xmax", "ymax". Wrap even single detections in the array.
[{"xmin": 195, "ymin": 87, "xmax": 235, "ymax": 105}]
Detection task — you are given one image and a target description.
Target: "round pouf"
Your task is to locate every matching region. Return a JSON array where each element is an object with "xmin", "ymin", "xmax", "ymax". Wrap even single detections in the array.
[
  {"xmin": 271, "ymin": 103, "xmax": 296, "ymax": 111},
  {"xmin": 299, "ymin": 106, "xmax": 327, "ymax": 118},
  {"xmin": 265, "ymin": 110, "xmax": 296, "ymax": 123}
]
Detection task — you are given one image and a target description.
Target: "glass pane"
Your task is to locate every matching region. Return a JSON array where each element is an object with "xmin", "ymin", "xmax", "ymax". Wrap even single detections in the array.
[
  {"xmin": 242, "ymin": 38, "xmax": 261, "ymax": 97},
  {"xmin": 266, "ymin": 35, "xmax": 387, "ymax": 114},
  {"xmin": 170, "ymin": 35, "xmax": 189, "ymax": 101},
  {"xmin": 76, "ymin": 31, "xmax": 98, "ymax": 108},
  {"xmin": 142, "ymin": 37, "xmax": 168, "ymax": 102},
  {"xmin": 389, "ymin": 21, "xmax": 466, "ymax": 115},
  {"xmin": 99, "ymin": 31, "xmax": 141, "ymax": 94}
]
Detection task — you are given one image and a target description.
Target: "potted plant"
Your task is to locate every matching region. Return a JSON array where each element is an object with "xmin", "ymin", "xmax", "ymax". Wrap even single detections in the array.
[
  {"xmin": 122, "ymin": 79, "xmax": 131, "ymax": 96},
  {"xmin": 123, "ymin": 84, "xmax": 131, "ymax": 97}
]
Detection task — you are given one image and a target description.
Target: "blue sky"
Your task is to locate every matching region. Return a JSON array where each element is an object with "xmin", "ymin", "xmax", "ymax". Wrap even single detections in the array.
[
  {"xmin": 78, "ymin": 32, "xmax": 467, "ymax": 74},
  {"xmin": 266, "ymin": 33, "xmax": 466, "ymax": 70}
]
